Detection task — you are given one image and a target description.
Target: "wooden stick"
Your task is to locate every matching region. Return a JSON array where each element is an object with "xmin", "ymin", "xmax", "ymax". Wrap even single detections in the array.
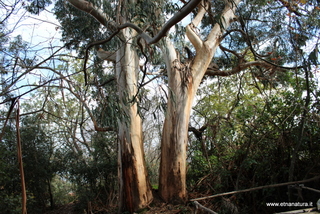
[
  {"xmin": 193, "ymin": 201, "xmax": 218, "ymax": 214},
  {"xmin": 16, "ymin": 100, "xmax": 27, "ymax": 214},
  {"xmin": 302, "ymin": 186, "xmax": 320, "ymax": 194},
  {"xmin": 190, "ymin": 176, "xmax": 320, "ymax": 202}
]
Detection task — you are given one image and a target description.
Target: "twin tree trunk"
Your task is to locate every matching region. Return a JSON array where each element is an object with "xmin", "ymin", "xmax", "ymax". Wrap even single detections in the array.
[
  {"xmin": 116, "ymin": 1, "xmax": 239, "ymax": 209},
  {"xmin": 66, "ymin": 0, "xmax": 240, "ymax": 212}
]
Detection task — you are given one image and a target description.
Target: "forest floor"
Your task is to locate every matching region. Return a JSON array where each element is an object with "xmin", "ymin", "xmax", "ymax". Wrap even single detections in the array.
[
  {"xmin": 43, "ymin": 192, "xmax": 210, "ymax": 213},
  {"xmin": 43, "ymin": 202, "xmax": 193, "ymax": 214},
  {"xmin": 44, "ymin": 203, "xmax": 77, "ymax": 214}
]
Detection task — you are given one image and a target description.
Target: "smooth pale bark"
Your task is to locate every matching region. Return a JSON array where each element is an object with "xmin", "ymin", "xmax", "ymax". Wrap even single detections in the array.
[
  {"xmin": 159, "ymin": 0, "xmax": 241, "ymax": 203},
  {"xmin": 116, "ymin": 28, "xmax": 153, "ymax": 213},
  {"xmin": 65, "ymin": 0, "xmax": 153, "ymax": 212}
]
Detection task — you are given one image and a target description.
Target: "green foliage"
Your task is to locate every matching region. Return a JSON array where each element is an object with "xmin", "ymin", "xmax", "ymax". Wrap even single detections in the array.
[
  {"xmin": 0, "ymin": 125, "xmax": 21, "ymax": 214},
  {"xmin": 20, "ymin": 116, "xmax": 55, "ymax": 212},
  {"xmin": 51, "ymin": 175, "xmax": 76, "ymax": 205},
  {"xmin": 24, "ymin": 0, "xmax": 52, "ymax": 14},
  {"xmin": 188, "ymin": 69, "xmax": 320, "ymax": 213},
  {"xmin": 61, "ymin": 132, "xmax": 118, "ymax": 211},
  {"xmin": 0, "ymin": 115, "xmax": 57, "ymax": 213},
  {"xmin": 54, "ymin": 0, "xmax": 116, "ymax": 51}
]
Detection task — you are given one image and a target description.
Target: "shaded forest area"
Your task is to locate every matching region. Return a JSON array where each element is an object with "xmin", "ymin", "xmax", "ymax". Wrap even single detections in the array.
[{"xmin": 1, "ymin": 0, "xmax": 320, "ymax": 213}]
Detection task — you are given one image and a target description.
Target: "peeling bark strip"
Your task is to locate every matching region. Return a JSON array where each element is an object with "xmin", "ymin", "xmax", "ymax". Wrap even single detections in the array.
[{"xmin": 173, "ymin": 59, "xmax": 193, "ymax": 91}]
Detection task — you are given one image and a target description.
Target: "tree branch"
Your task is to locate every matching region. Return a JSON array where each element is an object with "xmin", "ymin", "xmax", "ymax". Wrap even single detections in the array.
[
  {"xmin": 67, "ymin": 0, "xmax": 116, "ymax": 29},
  {"xmin": 68, "ymin": 0, "xmax": 202, "ymax": 45},
  {"xmin": 186, "ymin": 24, "xmax": 203, "ymax": 51},
  {"xmin": 97, "ymin": 48, "xmax": 117, "ymax": 62},
  {"xmin": 191, "ymin": 0, "xmax": 208, "ymax": 27},
  {"xmin": 219, "ymin": 44, "xmax": 242, "ymax": 59},
  {"xmin": 73, "ymin": 0, "xmax": 202, "ymax": 84},
  {"xmin": 205, "ymin": 61, "xmax": 273, "ymax": 76},
  {"xmin": 186, "ymin": 1, "xmax": 208, "ymax": 51},
  {"xmin": 1, "ymin": 46, "xmax": 65, "ymax": 97},
  {"xmin": 206, "ymin": 0, "xmax": 241, "ymax": 46},
  {"xmin": 278, "ymin": 0, "xmax": 302, "ymax": 16},
  {"xmin": 62, "ymin": 78, "xmax": 115, "ymax": 132},
  {"xmin": 188, "ymin": 125, "xmax": 207, "ymax": 140}
]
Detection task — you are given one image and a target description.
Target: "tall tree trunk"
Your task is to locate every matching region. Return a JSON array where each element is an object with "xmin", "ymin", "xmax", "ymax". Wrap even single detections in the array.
[
  {"xmin": 159, "ymin": 0, "xmax": 240, "ymax": 203},
  {"xmin": 159, "ymin": 39, "xmax": 212, "ymax": 203},
  {"xmin": 117, "ymin": 28, "xmax": 153, "ymax": 213}
]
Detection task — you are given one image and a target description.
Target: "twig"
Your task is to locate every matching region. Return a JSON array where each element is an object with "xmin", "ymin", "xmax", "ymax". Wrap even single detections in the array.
[
  {"xmin": 0, "ymin": 98, "xmax": 17, "ymax": 142},
  {"xmin": 193, "ymin": 201, "xmax": 218, "ymax": 214}
]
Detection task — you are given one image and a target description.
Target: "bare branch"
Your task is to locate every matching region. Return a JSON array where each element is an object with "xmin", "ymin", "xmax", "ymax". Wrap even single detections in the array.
[
  {"xmin": 97, "ymin": 48, "xmax": 117, "ymax": 62},
  {"xmin": 193, "ymin": 201, "xmax": 218, "ymax": 214},
  {"xmin": 219, "ymin": 44, "xmax": 242, "ymax": 59},
  {"xmin": 205, "ymin": 60, "xmax": 273, "ymax": 77},
  {"xmin": 190, "ymin": 175, "xmax": 320, "ymax": 201},
  {"xmin": 1, "ymin": 46, "xmax": 65, "ymax": 97},
  {"xmin": 62, "ymin": 79, "xmax": 115, "ymax": 132},
  {"xmin": 15, "ymin": 100, "xmax": 27, "ymax": 214}
]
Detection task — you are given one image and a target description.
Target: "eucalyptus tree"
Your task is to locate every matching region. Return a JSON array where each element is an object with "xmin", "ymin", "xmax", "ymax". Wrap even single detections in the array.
[{"xmin": 41, "ymin": 0, "xmax": 320, "ymax": 212}]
